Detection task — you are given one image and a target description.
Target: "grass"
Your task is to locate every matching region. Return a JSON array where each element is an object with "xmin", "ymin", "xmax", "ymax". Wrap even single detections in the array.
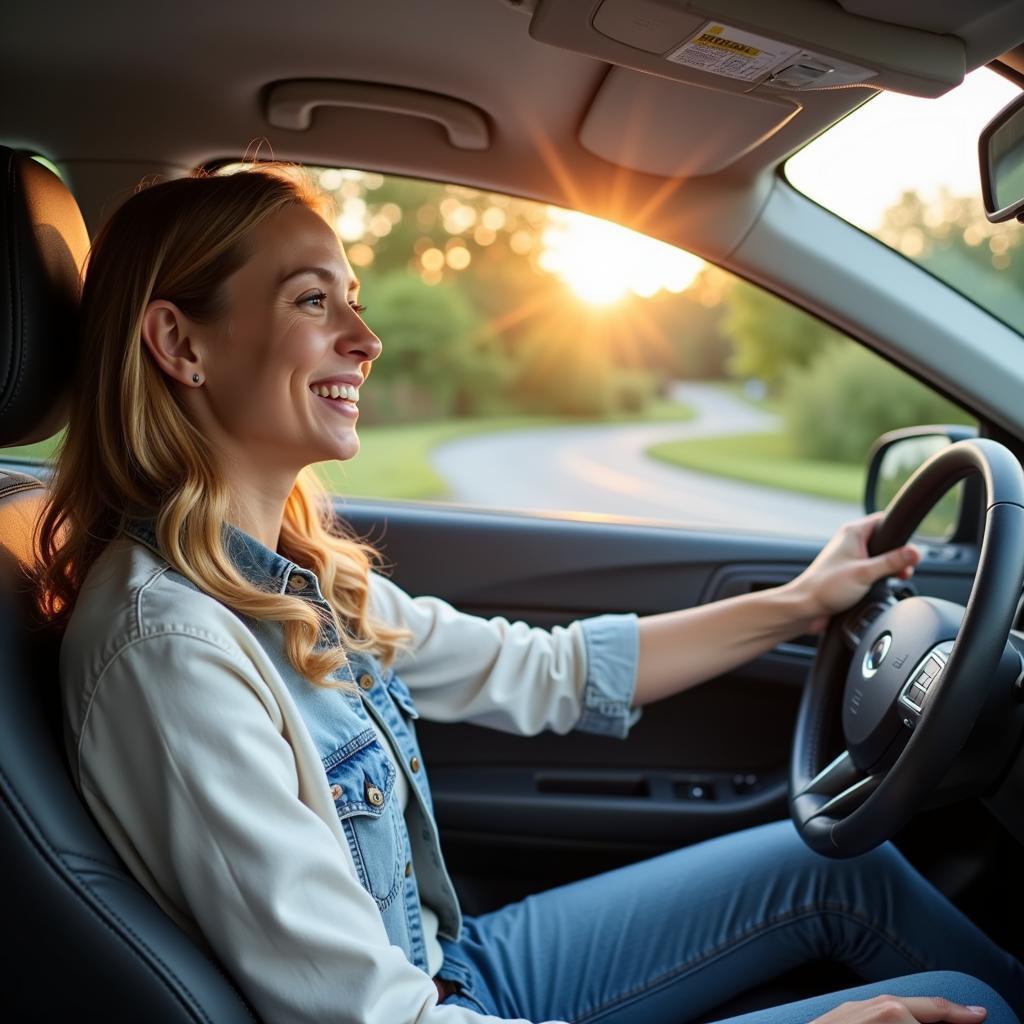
[
  {"xmin": 3, "ymin": 434, "xmax": 64, "ymax": 462},
  {"xmin": 4, "ymin": 399, "xmax": 696, "ymax": 503},
  {"xmin": 647, "ymin": 431, "xmax": 865, "ymax": 504}
]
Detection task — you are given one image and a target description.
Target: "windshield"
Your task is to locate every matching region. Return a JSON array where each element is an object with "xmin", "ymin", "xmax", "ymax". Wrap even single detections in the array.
[{"xmin": 786, "ymin": 68, "xmax": 1023, "ymax": 335}]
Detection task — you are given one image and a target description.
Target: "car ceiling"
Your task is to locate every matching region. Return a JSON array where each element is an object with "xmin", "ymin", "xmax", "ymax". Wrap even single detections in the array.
[{"xmin": 3, "ymin": 0, "xmax": 1024, "ymax": 259}]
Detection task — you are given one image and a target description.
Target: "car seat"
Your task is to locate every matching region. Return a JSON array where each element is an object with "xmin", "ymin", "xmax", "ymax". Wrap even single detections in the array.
[{"xmin": 0, "ymin": 145, "xmax": 256, "ymax": 1022}]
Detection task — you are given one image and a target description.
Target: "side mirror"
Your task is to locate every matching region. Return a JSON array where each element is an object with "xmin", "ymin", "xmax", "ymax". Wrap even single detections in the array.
[
  {"xmin": 864, "ymin": 425, "xmax": 979, "ymax": 542},
  {"xmin": 979, "ymin": 89, "xmax": 1024, "ymax": 223}
]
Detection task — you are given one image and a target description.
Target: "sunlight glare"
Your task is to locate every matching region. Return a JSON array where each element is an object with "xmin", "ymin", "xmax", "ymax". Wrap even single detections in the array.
[{"xmin": 540, "ymin": 208, "xmax": 704, "ymax": 306}]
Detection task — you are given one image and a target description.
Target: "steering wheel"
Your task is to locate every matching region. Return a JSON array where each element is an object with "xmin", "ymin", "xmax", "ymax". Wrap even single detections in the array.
[{"xmin": 789, "ymin": 438, "xmax": 1024, "ymax": 858}]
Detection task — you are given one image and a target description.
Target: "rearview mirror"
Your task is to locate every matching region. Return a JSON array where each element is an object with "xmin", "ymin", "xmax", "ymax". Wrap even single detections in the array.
[
  {"xmin": 979, "ymin": 89, "xmax": 1024, "ymax": 223},
  {"xmin": 865, "ymin": 425, "xmax": 978, "ymax": 542}
]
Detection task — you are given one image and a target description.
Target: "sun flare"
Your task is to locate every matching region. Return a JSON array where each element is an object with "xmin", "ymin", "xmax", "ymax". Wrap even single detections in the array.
[{"xmin": 538, "ymin": 208, "xmax": 705, "ymax": 306}]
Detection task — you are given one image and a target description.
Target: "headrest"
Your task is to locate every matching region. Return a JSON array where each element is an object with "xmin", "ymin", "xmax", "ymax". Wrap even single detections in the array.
[{"xmin": 0, "ymin": 147, "xmax": 90, "ymax": 447}]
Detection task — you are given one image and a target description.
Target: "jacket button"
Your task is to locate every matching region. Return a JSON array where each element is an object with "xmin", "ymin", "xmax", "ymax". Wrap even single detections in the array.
[
  {"xmin": 287, "ymin": 575, "xmax": 307, "ymax": 592},
  {"xmin": 404, "ymin": 861, "xmax": 412, "ymax": 878},
  {"xmin": 409, "ymin": 756, "xmax": 420, "ymax": 773},
  {"xmin": 358, "ymin": 674, "xmax": 374, "ymax": 690},
  {"xmin": 330, "ymin": 784, "xmax": 344, "ymax": 800},
  {"xmin": 366, "ymin": 785, "xmax": 384, "ymax": 807}
]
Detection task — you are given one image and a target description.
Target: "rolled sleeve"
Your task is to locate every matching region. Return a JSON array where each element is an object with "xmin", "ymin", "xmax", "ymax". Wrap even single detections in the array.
[{"xmin": 575, "ymin": 613, "xmax": 641, "ymax": 739}]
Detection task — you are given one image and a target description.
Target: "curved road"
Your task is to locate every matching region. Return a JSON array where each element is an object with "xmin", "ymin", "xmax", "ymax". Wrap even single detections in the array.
[{"xmin": 430, "ymin": 383, "xmax": 861, "ymax": 537}]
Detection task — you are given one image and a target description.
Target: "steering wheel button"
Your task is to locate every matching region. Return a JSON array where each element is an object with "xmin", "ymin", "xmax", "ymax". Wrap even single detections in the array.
[{"xmin": 908, "ymin": 684, "xmax": 927, "ymax": 707}]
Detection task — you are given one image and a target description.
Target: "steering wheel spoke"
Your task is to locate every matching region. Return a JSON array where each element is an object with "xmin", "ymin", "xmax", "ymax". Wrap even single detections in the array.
[
  {"xmin": 797, "ymin": 750, "xmax": 858, "ymax": 798},
  {"xmin": 793, "ymin": 748, "xmax": 885, "ymax": 829},
  {"xmin": 793, "ymin": 749, "xmax": 860, "ymax": 824},
  {"xmin": 813, "ymin": 772, "xmax": 883, "ymax": 821}
]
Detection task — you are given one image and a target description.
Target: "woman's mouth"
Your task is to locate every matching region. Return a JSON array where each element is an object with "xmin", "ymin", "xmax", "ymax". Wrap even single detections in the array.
[{"xmin": 309, "ymin": 382, "xmax": 359, "ymax": 418}]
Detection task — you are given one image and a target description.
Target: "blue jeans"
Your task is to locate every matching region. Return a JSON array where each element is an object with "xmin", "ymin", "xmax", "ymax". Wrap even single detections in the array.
[{"xmin": 436, "ymin": 820, "xmax": 1023, "ymax": 1023}]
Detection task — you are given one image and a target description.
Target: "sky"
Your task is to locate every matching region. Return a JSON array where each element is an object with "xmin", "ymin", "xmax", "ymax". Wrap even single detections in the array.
[{"xmin": 786, "ymin": 67, "xmax": 1021, "ymax": 231}]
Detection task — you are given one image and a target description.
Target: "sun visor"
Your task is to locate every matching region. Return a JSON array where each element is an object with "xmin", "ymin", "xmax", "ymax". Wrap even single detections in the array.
[
  {"xmin": 579, "ymin": 67, "xmax": 800, "ymax": 177},
  {"xmin": 532, "ymin": 0, "xmax": 973, "ymax": 99}
]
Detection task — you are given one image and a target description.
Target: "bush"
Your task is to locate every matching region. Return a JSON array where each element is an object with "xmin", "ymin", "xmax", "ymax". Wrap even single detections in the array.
[
  {"xmin": 359, "ymin": 272, "xmax": 511, "ymax": 422},
  {"xmin": 510, "ymin": 332, "xmax": 660, "ymax": 417},
  {"xmin": 782, "ymin": 343, "xmax": 972, "ymax": 463}
]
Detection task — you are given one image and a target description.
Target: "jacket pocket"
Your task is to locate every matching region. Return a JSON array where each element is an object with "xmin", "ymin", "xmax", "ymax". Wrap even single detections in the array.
[
  {"xmin": 324, "ymin": 731, "xmax": 403, "ymax": 909},
  {"xmin": 384, "ymin": 671, "xmax": 420, "ymax": 720}
]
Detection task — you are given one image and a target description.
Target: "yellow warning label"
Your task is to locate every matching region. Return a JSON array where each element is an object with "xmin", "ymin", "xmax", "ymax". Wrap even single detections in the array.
[
  {"xmin": 693, "ymin": 30, "xmax": 760, "ymax": 58},
  {"xmin": 666, "ymin": 21, "xmax": 799, "ymax": 82}
]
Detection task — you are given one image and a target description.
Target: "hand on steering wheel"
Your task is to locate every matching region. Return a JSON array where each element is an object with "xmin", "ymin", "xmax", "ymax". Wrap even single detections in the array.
[
  {"xmin": 790, "ymin": 439, "xmax": 1024, "ymax": 858},
  {"xmin": 794, "ymin": 511, "xmax": 921, "ymax": 634}
]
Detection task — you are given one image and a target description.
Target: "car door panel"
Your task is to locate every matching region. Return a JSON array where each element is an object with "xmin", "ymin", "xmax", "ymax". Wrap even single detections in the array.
[{"xmin": 339, "ymin": 498, "xmax": 979, "ymax": 911}]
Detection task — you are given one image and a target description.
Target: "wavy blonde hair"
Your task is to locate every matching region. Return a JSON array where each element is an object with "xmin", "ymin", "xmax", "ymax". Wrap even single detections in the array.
[{"xmin": 36, "ymin": 165, "xmax": 409, "ymax": 686}]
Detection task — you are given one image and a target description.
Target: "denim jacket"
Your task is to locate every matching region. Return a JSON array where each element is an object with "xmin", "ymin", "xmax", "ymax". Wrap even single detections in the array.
[{"xmin": 60, "ymin": 517, "xmax": 639, "ymax": 1024}]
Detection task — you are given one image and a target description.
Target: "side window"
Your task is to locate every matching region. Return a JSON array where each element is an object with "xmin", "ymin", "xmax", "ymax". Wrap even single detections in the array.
[
  {"xmin": 5, "ymin": 166, "xmax": 973, "ymax": 540},
  {"xmin": 291, "ymin": 167, "xmax": 970, "ymax": 538}
]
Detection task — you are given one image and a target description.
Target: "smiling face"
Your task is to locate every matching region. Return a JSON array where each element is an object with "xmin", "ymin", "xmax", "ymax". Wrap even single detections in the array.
[{"xmin": 190, "ymin": 202, "xmax": 382, "ymax": 475}]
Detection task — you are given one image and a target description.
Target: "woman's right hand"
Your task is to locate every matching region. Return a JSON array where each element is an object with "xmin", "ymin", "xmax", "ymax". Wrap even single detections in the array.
[{"xmin": 811, "ymin": 996, "xmax": 988, "ymax": 1024}]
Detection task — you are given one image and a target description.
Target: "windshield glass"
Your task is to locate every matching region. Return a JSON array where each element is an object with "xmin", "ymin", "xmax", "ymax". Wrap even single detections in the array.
[{"xmin": 786, "ymin": 68, "xmax": 1023, "ymax": 334}]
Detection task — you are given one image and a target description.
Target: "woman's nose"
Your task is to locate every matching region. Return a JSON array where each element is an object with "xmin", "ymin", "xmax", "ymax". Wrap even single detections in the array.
[{"xmin": 340, "ymin": 321, "xmax": 382, "ymax": 364}]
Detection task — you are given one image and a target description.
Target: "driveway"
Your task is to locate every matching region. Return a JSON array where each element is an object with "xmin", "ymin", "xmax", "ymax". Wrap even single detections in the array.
[{"xmin": 430, "ymin": 383, "xmax": 862, "ymax": 537}]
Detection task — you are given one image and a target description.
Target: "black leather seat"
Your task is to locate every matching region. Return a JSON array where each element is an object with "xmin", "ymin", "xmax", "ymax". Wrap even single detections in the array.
[{"xmin": 0, "ymin": 146, "xmax": 256, "ymax": 1022}]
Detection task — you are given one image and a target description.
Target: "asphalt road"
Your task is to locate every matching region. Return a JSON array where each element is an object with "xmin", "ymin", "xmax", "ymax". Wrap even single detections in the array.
[{"xmin": 430, "ymin": 383, "xmax": 863, "ymax": 537}]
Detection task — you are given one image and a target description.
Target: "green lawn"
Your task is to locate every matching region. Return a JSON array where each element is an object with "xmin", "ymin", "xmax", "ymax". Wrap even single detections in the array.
[
  {"xmin": 646, "ymin": 431, "xmax": 865, "ymax": 504},
  {"xmin": 4, "ymin": 399, "xmax": 696, "ymax": 503},
  {"xmin": 3, "ymin": 433, "xmax": 64, "ymax": 462}
]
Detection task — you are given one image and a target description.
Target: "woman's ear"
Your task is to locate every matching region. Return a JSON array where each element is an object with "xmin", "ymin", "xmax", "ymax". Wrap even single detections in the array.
[{"xmin": 140, "ymin": 300, "xmax": 204, "ymax": 386}]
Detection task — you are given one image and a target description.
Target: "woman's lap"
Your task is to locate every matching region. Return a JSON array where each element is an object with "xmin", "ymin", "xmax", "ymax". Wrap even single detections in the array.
[{"xmin": 437, "ymin": 820, "xmax": 1023, "ymax": 1024}]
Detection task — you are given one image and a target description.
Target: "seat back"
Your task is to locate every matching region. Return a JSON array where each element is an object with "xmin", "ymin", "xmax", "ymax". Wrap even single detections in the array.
[{"xmin": 0, "ymin": 148, "xmax": 256, "ymax": 1022}]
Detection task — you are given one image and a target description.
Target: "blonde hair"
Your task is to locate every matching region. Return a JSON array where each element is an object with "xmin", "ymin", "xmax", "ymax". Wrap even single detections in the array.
[{"xmin": 36, "ymin": 165, "xmax": 409, "ymax": 685}]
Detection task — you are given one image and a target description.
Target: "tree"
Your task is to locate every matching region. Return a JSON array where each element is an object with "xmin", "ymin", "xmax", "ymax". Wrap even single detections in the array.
[
  {"xmin": 720, "ymin": 280, "xmax": 843, "ymax": 392},
  {"xmin": 878, "ymin": 188, "xmax": 1024, "ymax": 333},
  {"xmin": 359, "ymin": 273, "xmax": 511, "ymax": 422}
]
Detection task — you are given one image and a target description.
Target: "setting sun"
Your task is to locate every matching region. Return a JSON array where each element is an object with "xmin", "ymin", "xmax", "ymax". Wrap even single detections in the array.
[{"xmin": 538, "ymin": 208, "xmax": 705, "ymax": 306}]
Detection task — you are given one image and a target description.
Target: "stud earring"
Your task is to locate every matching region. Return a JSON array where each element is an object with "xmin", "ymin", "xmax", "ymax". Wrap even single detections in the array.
[{"xmin": 192, "ymin": 373, "xmax": 201, "ymax": 384}]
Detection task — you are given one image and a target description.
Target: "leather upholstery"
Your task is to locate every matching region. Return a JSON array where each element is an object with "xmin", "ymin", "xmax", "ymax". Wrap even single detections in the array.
[
  {"xmin": 0, "ymin": 145, "xmax": 257, "ymax": 1020},
  {"xmin": 0, "ymin": 148, "xmax": 89, "ymax": 446}
]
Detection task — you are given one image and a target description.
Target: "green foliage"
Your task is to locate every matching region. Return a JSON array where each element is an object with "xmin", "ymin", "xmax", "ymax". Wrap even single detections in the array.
[
  {"xmin": 781, "ymin": 344, "xmax": 971, "ymax": 463},
  {"xmin": 878, "ymin": 189, "xmax": 1024, "ymax": 335},
  {"xmin": 642, "ymin": 274, "xmax": 733, "ymax": 380},
  {"xmin": 722, "ymin": 280, "xmax": 844, "ymax": 391},
  {"xmin": 359, "ymin": 273, "xmax": 511, "ymax": 421},
  {"xmin": 508, "ymin": 325, "xmax": 662, "ymax": 417}
]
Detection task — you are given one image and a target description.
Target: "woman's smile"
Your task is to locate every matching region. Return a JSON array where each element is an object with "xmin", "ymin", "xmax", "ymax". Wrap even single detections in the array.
[{"xmin": 310, "ymin": 388, "xmax": 359, "ymax": 419}]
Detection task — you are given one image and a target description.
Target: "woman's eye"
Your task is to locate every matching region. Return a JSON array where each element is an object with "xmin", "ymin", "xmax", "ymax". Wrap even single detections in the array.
[
  {"xmin": 299, "ymin": 290, "xmax": 328, "ymax": 309},
  {"xmin": 350, "ymin": 303, "xmax": 367, "ymax": 315}
]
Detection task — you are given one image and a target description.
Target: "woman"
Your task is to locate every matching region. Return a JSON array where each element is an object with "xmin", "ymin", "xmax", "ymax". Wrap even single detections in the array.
[{"xmin": 37, "ymin": 165, "xmax": 1023, "ymax": 1024}]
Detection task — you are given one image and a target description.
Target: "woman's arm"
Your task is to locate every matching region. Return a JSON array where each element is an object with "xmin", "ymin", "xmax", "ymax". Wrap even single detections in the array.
[
  {"xmin": 633, "ymin": 512, "xmax": 920, "ymax": 706},
  {"xmin": 371, "ymin": 570, "xmax": 634, "ymax": 736}
]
